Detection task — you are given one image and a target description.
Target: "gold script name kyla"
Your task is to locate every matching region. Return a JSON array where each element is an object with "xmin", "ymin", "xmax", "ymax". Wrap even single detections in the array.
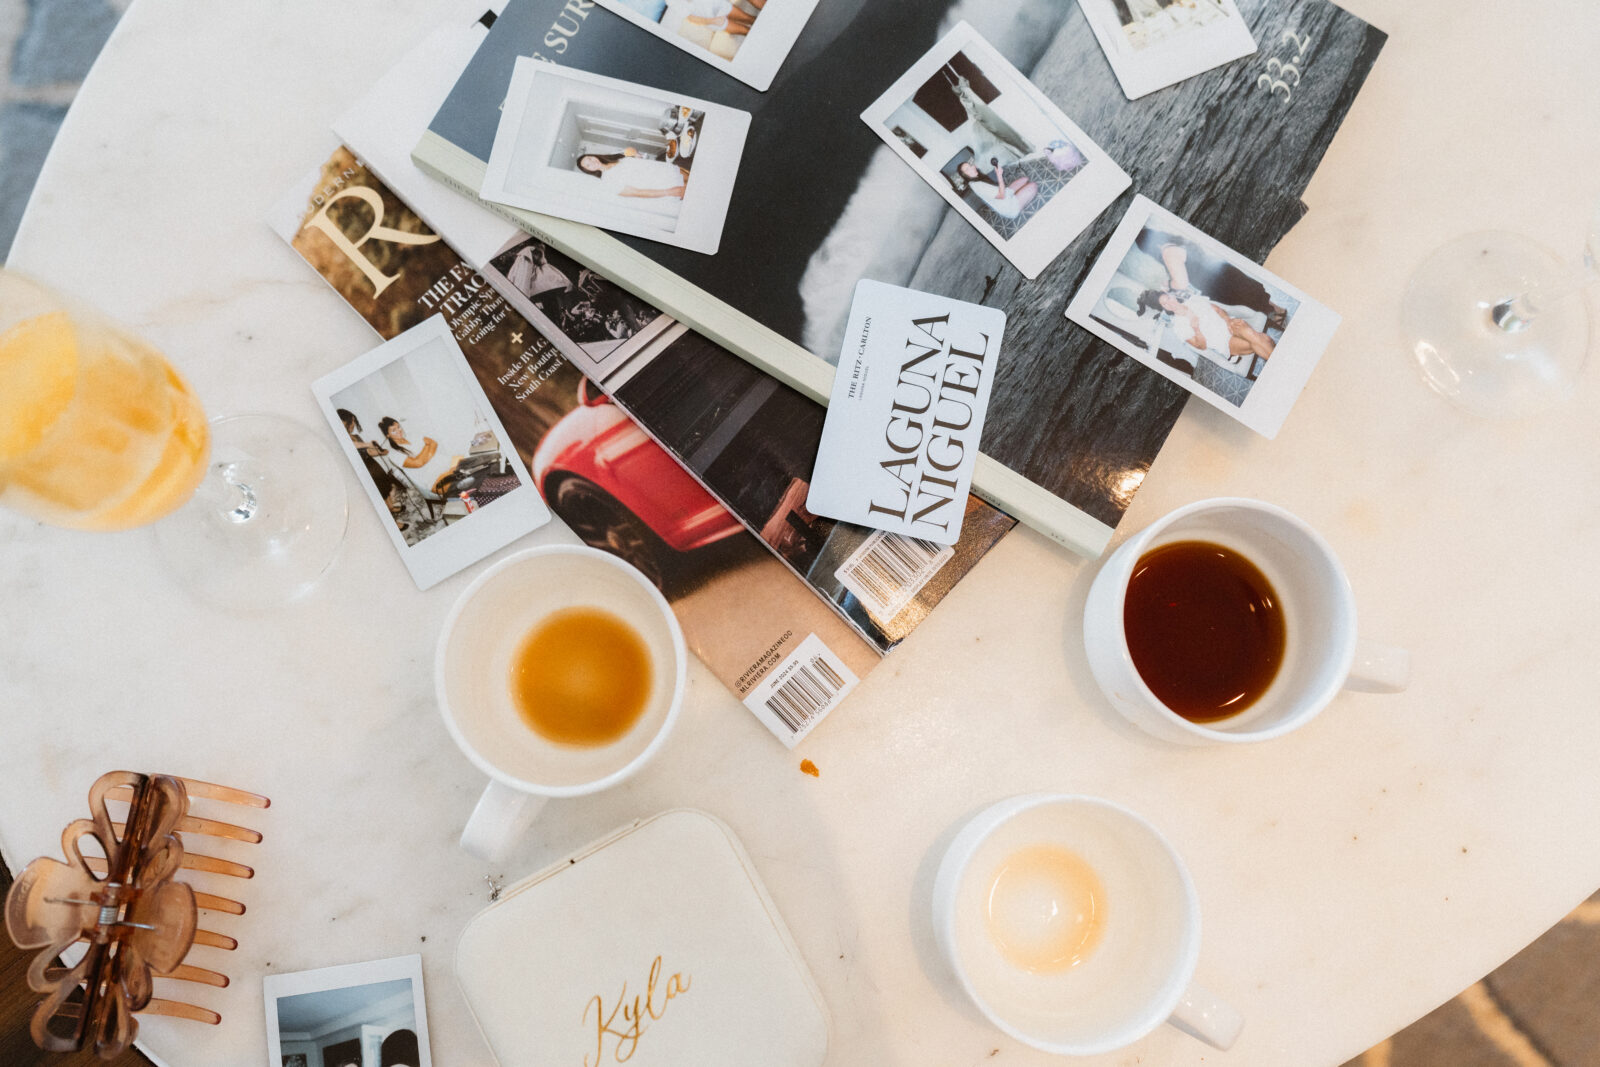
[{"xmin": 583, "ymin": 955, "xmax": 691, "ymax": 1064}]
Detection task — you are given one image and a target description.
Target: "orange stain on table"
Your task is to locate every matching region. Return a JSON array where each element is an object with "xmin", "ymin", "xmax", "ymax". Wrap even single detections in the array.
[{"xmin": 799, "ymin": 759, "xmax": 820, "ymax": 778}]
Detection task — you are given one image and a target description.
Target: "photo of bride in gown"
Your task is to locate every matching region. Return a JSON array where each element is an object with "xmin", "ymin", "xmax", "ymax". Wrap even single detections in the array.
[
  {"xmin": 1067, "ymin": 196, "xmax": 1342, "ymax": 439},
  {"xmin": 1082, "ymin": 216, "xmax": 1298, "ymax": 409},
  {"xmin": 867, "ymin": 27, "xmax": 1123, "ymax": 265}
]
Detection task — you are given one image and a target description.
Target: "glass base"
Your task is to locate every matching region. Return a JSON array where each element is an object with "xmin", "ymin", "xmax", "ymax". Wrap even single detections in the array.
[
  {"xmin": 154, "ymin": 413, "xmax": 348, "ymax": 611},
  {"xmin": 1402, "ymin": 232, "xmax": 1589, "ymax": 418}
]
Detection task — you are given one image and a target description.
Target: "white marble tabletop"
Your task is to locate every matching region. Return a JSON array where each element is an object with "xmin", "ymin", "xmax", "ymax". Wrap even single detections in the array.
[{"xmin": 4, "ymin": 1, "xmax": 1599, "ymax": 1064}]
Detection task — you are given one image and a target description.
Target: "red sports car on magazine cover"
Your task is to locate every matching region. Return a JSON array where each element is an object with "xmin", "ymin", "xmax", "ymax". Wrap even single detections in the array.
[{"xmin": 530, "ymin": 379, "xmax": 742, "ymax": 590}]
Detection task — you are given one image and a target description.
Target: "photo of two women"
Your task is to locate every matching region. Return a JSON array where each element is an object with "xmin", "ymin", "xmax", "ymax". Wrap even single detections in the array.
[{"xmin": 332, "ymin": 341, "xmax": 523, "ymax": 547}]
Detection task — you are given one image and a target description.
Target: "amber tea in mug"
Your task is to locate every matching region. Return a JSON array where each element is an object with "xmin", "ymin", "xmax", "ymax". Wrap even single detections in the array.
[
  {"xmin": 1086, "ymin": 498, "xmax": 1408, "ymax": 746},
  {"xmin": 1122, "ymin": 540, "xmax": 1286, "ymax": 723},
  {"xmin": 509, "ymin": 606, "xmax": 653, "ymax": 747}
]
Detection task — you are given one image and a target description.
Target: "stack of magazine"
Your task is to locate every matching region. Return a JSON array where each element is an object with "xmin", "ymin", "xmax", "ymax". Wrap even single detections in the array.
[{"xmin": 271, "ymin": 0, "xmax": 1385, "ymax": 745}]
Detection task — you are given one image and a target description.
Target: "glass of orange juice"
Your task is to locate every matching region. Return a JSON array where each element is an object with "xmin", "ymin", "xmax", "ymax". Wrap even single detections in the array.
[
  {"xmin": 0, "ymin": 270, "xmax": 210, "ymax": 529},
  {"xmin": 0, "ymin": 269, "xmax": 346, "ymax": 607}
]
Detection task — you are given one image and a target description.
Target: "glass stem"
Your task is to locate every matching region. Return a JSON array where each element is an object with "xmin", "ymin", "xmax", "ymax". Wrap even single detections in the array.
[
  {"xmin": 199, "ymin": 460, "xmax": 260, "ymax": 524},
  {"xmin": 1490, "ymin": 272, "xmax": 1598, "ymax": 334},
  {"xmin": 222, "ymin": 467, "xmax": 259, "ymax": 524},
  {"xmin": 1490, "ymin": 293, "xmax": 1538, "ymax": 333}
]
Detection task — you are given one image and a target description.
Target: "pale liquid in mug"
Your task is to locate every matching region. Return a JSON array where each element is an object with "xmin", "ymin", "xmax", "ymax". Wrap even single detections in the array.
[
  {"xmin": 984, "ymin": 844, "xmax": 1106, "ymax": 973},
  {"xmin": 509, "ymin": 606, "xmax": 652, "ymax": 747}
]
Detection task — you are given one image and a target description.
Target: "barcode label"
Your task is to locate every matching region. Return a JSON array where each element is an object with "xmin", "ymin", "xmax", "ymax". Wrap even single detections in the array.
[
  {"xmin": 742, "ymin": 633, "xmax": 859, "ymax": 748},
  {"xmin": 835, "ymin": 530, "xmax": 955, "ymax": 621}
]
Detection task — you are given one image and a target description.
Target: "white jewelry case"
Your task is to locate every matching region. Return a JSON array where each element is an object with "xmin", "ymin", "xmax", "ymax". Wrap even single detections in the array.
[{"xmin": 455, "ymin": 808, "xmax": 830, "ymax": 1065}]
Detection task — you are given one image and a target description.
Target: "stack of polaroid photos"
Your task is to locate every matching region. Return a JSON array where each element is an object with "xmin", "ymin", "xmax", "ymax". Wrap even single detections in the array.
[{"xmin": 414, "ymin": 0, "xmax": 1387, "ymax": 557}]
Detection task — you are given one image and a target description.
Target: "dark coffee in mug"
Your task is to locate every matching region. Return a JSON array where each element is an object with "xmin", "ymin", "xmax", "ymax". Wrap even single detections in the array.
[{"xmin": 1123, "ymin": 540, "xmax": 1286, "ymax": 723}]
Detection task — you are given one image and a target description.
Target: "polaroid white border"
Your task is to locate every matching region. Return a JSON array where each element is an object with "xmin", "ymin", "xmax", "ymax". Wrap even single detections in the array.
[
  {"xmin": 1075, "ymin": 0, "xmax": 1256, "ymax": 101},
  {"xmin": 590, "ymin": 0, "xmax": 822, "ymax": 92},
  {"xmin": 860, "ymin": 21, "xmax": 1131, "ymax": 281},
  {"xmin": 312, "ymin": 314, "xmax": 551, "ymax": 590},
  {"xmin": 263, "ymin": 953, "xmax": 433, "ymax": 1067},
  {"xmin": 481, "ymin": 59, "xmax": 750, "ymax": 255},
  {"xmin": 1065, "ymin": 195, "xmax": 1341, "ymax": 438}
]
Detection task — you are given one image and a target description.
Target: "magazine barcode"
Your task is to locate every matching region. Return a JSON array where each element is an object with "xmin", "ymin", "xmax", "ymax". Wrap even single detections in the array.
[
  {"xmin": 765, "ymin": 656, "xmax": 846, "ymax": 734},
  {"xmin": 742, "ymin": 633, "xmax": 859, "ymax": 747},
  {"xmin": 836, "ymin": 531, "xmax": 955, "ymax": 620}
]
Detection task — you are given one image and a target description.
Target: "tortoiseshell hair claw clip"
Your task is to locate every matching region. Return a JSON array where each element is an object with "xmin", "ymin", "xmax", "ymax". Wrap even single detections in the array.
[{"xmin": 3, "ymin": 771, "xmax": 267, "ymax": 1059}]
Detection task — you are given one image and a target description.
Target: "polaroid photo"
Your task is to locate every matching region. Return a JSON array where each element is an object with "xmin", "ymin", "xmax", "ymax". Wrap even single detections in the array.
[
  {"xmin": 481, "ymin": 59, "xmax": 750, "ymax": 255},
  {"xmin": 1066, "ymin": 195, "xmax": 1340, "ymax": 438},
  {"xmin": 264, "ymin": 954, "xmax": 432, "ymax": 1067},
  {"xmin": 591, "ymin": 0, "xmax": 822, "ymax": 92},
  {"xmin": 313, "ymin": 315, "xmax": 551, "ymax": 589},
  {"xmin": 860, "ymin": 21, "xmax": 1130, "ymax": 280},
  {"xmin": 481, "ymin": 233, "xmax": 673, "ymax": 386},
  {"xmin": 1075, "ymin": 0, "xmax": 1256, "ymax": 100}
]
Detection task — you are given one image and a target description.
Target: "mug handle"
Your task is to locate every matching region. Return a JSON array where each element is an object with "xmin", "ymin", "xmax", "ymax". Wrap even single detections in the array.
[
  {"xmin": 1169, "ymin": 980, "xmax": 1244, "ymax": 1050},
  {"xmin": 459, "ymin": 779, "xmax": 547, "ymax": 862},
  {"xmin": 1343, "ymin": 639, "xmax": 1411, "ymax": 693}
]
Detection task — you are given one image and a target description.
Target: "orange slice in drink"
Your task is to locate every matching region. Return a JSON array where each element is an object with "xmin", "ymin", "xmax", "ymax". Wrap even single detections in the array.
[
  {"xmin": 87, "ymin": 377, "xmax": 210, "ymax": 530},
  {"xmin": 0, "ymin": 311, "xmax": 78, "ymax": 462}
]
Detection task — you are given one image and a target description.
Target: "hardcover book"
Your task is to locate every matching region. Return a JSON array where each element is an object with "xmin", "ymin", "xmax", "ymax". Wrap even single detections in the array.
[
  {"xmin": 335, "ymin": 9, "xmax": 1016, "ymax": 652},
  {"xmin": 271, "ymin": 146, "xmax": 879, "ymax": 747},
  {"xmin": 412, "ymin": 0, "xmax": 1385, "ymax": 556}
]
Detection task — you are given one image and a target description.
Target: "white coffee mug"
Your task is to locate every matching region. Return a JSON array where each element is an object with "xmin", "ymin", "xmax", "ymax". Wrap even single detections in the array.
[
  {"xmin": 1084, "ymin": 497, "xmax": 1409, "ymax": 745},
  {"xmin": 436, "ymin": 545, "xmax": 686, "ymax": 862},
  {"xmin": 933, "ymin": 794, "xmax": 1242, "ymax": 1055}
]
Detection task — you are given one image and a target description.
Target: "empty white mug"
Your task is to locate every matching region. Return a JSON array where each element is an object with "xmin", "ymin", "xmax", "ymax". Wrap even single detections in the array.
[
  {"xmin": 435, "ymin": 545, "xmax": 686, "ymax": 862},
  {"xmin": 1084, "ymin": 497, "xmax": 1409, "ymax": 744},
  {"xmin": 933, "ymin": 794, "xmax": 1243, "ymax": 1055}
]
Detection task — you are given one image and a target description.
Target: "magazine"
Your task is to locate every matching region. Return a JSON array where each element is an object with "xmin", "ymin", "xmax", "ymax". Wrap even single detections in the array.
[
  {"xmin": 333, "ymin": 11, "xmax": 1017, "ymax": 651},
  {"xmin": 412, "ymin": 0, "xmax": 1385, "ymax": 556},
  {"xmin": 270, "ymin": 146, "xmax": 879, "ymax": 747}
]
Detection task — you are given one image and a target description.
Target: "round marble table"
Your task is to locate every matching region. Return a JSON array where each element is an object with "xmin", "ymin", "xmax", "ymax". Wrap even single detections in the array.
[{"xmin": 4, "ymin": 1, "xmax": 1599, "ymax": 1064}]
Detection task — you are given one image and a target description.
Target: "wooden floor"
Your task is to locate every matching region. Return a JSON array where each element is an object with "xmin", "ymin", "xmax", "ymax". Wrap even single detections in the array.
[{"xmin": 1, "ymin": 859, "xmax": 151, "ymax": 1067}]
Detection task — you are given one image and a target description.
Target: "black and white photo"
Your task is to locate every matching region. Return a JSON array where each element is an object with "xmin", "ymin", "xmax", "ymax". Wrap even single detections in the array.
[
  {"xmin": 263, "ymin": 954, "xmax": 432, "ymax": 1067},
  {"xmin": 1066, "ymin": 196, "xmax": 1340, "ymax": 438},
  {"xmin": 1076, "ymin": 0, "xmax": 1256, "ymax": 100},
  {"xmin": 483, "ymin": 234, "xmax": 673, "ymax": 384},
  {"xmin": 314, "ymin": 315, "xmax": 551, "ymax": 589},
  {"xmin": 860, "ymin": 21, "xmax": 1130, "ymax": 279},
  {"xmin": 481, "ymin": 61, "xmax": 750, "ymax": 255},
  {"xmin": 592, "ymin": 0, "xmax": 822, "ymax": 91}
]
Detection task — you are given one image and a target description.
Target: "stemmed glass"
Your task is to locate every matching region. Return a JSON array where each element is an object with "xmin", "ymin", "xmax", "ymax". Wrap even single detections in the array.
[
  {"xmin": 0, "ymin": 269, "xmax": 346, "ymax": 609},
  {"xmin": 1401, "ymin": 201, "xmax": 1598, "ymax": 417}
]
